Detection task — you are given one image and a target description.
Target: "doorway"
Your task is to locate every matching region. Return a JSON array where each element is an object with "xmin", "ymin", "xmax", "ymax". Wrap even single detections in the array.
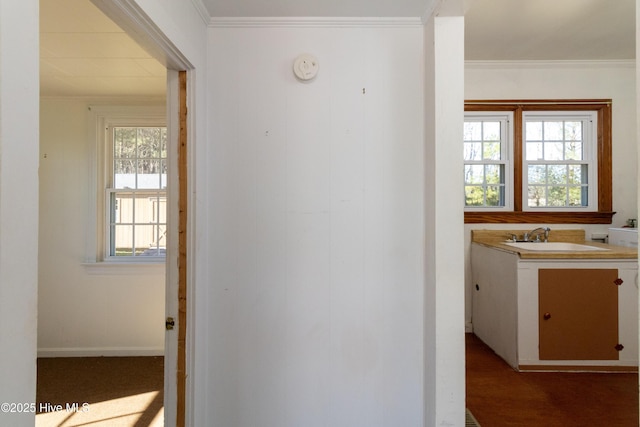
[{"xmin": 37, "ymin": 0, "xmax": 187, "ymax": 425}]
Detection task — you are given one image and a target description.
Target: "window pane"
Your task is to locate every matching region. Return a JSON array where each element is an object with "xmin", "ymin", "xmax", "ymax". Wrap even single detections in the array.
[
  {"xmin": 464, "ymin": 142, "xmax": 481, "ymax": 161},
  {"xmin": 137, "ymin": 159, "xmax": 162, "ymax": 189},
  {"xmin": 134, "ymin": 193, "xmax": 156, "ymax": 223},
  {"xmin": 568, "ymin": 186, "xmax": 586, "ymax": 206},
  {"xmin": 526, "ymin": 142, "xmax": 543, "ymax": 161},
  {"xmin": 464, "ymin": 165, "xmax": 484, "ymax": 184},
  {"xmin": 135, "ymin": 225, "xmax": 159, "ymax": 255},
  {"xmin": 483, "ymin": 142, "xmax": 501, "ymax": 160},
  {"xmin": 114, "ymin": 158, "xmax": 136, "ymax": 174},
  {"xmin": 548, "ymin": 186, "xmax": 567, "ymax": 206},
  {"xmin": 464, "ymin": 122, "xmax": 481, "ymax": 141},
  {"xmin": 137, "ymin": 128, "xmax": 162, "ymax": 158},
  {"xmin": 486, "ymin": 185, "xmax": 503, "ymax": 206},
  {"xmin": 465, "ymin": 186, "xmax": 485, "ymax": 206},
  {"xmin": 528, "ymin": 164, "xmax": 546, "ymax": 185},
  {"xmin": 564, "ymin": 121, "xmax": 582, "ymax": 141},
  {"xmin": 568, "ymin": 165, "xmax": 587, "ymax": 185},
  {"xmin": 114, "ymin": 160, "xmax": 136, "ymax": 189},
  {"xmin": 544, "ymin": 142, "xmax": 564, "ymax": 160},
  {"xmin": 112, "ymin": 193, "xmax": 133, "ymax": 224},
  {"xmin": 548, "ymin": 165, "xmax": 567, "ymax": 185},
  {"xmin": 114, "ymin": 128, "xmax": 136, "ymax": 158},
  {"xmin": 112, "ymin": 224, "xmax": 134, "ymax": 256},
  {"xmin": 544, "ymin": 121, "xmax": 563, "ymax": 140},
  {"xmin": 527, "ymin": 186, "xmax": 546, "ymax": 207},
  {"xmin": 526, "ymin": 122, "xmax": 542, "ymax": 141},
  {"xmin": 142, "ymin": 232, "xmax": 166, "ymax": 256},
  {"xmin": 565, "ymin": 141, "xmax": 583, "ymax": 160},
  {"xmin": 485, "ymin": 164, "xmax": 503, "ymax": 184},
  {"xmin": 483, "ymin": 122, "xmax": 500, "ymax": 141}
]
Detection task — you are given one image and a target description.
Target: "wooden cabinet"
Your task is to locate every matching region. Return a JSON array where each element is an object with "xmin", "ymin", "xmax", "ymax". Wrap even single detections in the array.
[
  {"xmin": 471, "ymin": 243, "xmax": 638, "ymax": 371},
  {"xmin": 538, "ymin": 268, "xmax": 619, "ymax": 361}
]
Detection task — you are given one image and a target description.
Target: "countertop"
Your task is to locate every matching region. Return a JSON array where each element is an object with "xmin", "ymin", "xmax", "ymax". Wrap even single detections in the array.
[{"xmin": 471, "ymin": 229, "xmax": 638, "ymax": 260}]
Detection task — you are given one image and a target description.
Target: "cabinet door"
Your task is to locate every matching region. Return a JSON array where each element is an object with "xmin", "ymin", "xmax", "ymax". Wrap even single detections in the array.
[{"xmin": 539, "ymin": 269, "xmax": 619, "ymax": 360}]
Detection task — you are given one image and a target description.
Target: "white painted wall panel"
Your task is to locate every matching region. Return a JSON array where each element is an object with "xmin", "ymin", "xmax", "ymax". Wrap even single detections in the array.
[
  {"xmin": 423, "ymin": 15, "xmax": 466, "ymax": 427},
  {"xmin": 0, "ymin": 1, "xmax": 39, "ymax": 425},
  {"xmin": 208, "ymin": 24, "xmax": 424, "ymax": 427}
]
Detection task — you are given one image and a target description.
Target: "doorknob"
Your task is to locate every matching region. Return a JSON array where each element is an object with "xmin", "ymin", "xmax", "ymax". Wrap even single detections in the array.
[{"xmin": 166, "ymin": 317, "xmax": 175, "ymax": 330}]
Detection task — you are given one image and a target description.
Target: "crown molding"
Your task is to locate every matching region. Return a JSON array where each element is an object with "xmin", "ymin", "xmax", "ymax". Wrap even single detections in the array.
[
  {"xmin": 465, "ymin": 59, "xmax": 635, "ymax": 69},
  {"xmin": 208, "ymin": 17, "xmax": 423, "ymax": 28},
  {"xmin": 190, "ymin": 0, "xmax": 212, "ymax": 25}
]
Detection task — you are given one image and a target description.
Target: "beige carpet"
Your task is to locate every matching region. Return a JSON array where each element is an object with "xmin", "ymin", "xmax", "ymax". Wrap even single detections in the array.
[{"xmin": 36, "ymin": 356, "xmax": 164, "ymax": 427}]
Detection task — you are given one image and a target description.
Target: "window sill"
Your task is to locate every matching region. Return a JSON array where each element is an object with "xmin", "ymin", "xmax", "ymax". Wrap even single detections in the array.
[
  {"xmin": 464, "ymin": 211, "xmax": 616, "ymax": 224},
  {"xmin": 82, "ymin": 261, "xmax": 165, "ymax": 276}
]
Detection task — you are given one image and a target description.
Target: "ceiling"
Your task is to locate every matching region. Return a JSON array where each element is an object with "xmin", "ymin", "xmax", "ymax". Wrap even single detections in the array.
[
  {"xmin": 39, "ymin": 0, "xmax": 166, "ymax": 97},
  {"xmin": 40, "ymin": 0, "xmax": 635, "ymax": 97},
  {"xmin": 464, "ymin": 0, "xmax": 635, "ymax": 61}
]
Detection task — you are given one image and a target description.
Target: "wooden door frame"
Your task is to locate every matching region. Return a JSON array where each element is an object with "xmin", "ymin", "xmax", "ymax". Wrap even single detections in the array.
[{"xmin": 177, "ymin": 69, "xmax": 188, "ymax": 427}]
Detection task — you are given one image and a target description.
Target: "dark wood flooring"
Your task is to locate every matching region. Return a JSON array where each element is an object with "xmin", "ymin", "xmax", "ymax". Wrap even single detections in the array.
[{"xmin": 466, "ymin": 333, "xmax": 638, "ymax": 426}]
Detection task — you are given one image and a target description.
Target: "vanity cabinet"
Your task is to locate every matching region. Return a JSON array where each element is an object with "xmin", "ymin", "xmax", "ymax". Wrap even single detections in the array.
[{"xmin": 471, "ymin": 243, "xmax": 638, "ymax": 371}]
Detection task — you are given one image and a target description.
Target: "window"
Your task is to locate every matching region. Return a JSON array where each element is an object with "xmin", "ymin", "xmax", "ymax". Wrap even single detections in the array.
[
  {"xmin": 464, "ymin": 100, "xmax": 612, "ymax": 224},
  {"xmin": 463, "ymin": 112, "xmax": 513, "ymax": 210},
  {"xmin": 522, "ymin": 111, "xmax": 596, "ymax": 211},
  {"xmin": 86, "ymin": 106, "xmax": 167, "ymax": 264},
  {"xmin": 108, "ymin": 126, "xmax": 167, "ymax": 258}
]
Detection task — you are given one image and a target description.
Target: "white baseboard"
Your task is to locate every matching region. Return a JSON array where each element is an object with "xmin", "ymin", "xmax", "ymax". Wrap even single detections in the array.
[
  {"xmin": 37, "ymin": 347, "xmax": 164, "ymax": 358},
  {"xmin": 465, "ymin": 321, "xmax": 473, "ymax": 333}
]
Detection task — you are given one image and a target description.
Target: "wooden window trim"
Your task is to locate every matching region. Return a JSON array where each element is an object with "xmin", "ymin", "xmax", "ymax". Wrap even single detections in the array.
[{"xmin": 464, "ymin": 100, "xmax": 614, "ymax": 224}]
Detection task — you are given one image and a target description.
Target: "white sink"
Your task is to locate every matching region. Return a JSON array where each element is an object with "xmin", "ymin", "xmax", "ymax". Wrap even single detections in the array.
[{"xmin": 505, "ymin": 242, "xmax": 610, "ymax": 251}]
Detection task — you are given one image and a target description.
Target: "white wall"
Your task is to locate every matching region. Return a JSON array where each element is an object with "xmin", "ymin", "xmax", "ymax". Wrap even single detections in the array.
[
  {"xmin": 423, "ymin": 15, "xmax": 466, "ymax": 427},
  {"xmin": 207, "ymin": 22, "xmax": 425, "ymax": 426},
  {"xmin": 38, "ymin": 98, "xmax": 165, "ymax": 356},
  {"xmin": 464, "ymin": 61, "xmax": 638, "ymax": 329},
  {"xmin": 0, "ymin": 1, "xmax": 39, "ymax": 426}
]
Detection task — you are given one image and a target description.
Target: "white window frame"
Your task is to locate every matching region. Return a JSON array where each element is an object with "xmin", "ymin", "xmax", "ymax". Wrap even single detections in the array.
[
  {"xmin": 85, "ymin": 105, "xmax": 167, "ymax": 268},
  {"xmin": 521, "ymin": 111, "xmax": 598, "ymax": 212},
  {"xmin": 463, "ymin": 111, "xmax": 514, "ymax": 211}
]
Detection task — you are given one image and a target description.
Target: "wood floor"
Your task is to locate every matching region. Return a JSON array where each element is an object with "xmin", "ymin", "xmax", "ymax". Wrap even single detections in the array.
[{"xmin": 466, "ymin": 333, "xmax": 639, "ymax": 426}]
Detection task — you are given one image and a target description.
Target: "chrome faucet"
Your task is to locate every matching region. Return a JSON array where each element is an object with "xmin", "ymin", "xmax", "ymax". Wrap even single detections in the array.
[{"xmin": 524, "ymin": 227, "xmax": 550, "ymax": 242}]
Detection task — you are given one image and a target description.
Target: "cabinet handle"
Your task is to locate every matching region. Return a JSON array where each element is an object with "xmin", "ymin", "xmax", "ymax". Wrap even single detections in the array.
[
  {"xmin": 614, "ymin": 278, "xmax": 624, "ymax": 286},
  {"xmin": 543, "ymin": 312, "xmax": 552, "ymax": 320}
]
